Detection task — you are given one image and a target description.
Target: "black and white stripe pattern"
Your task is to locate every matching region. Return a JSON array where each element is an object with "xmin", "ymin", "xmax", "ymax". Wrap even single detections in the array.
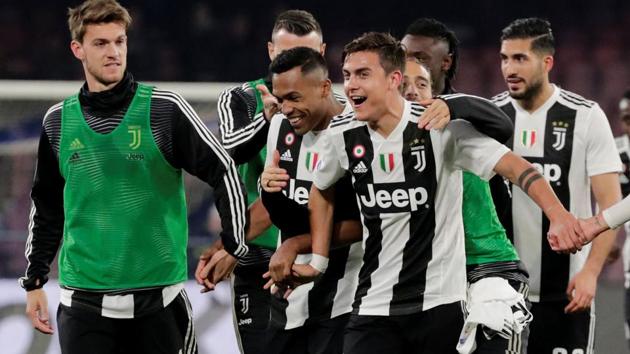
[
  {"xmin": 218, "ymin": 83, "xmax": 267, "ymax": 150},
  {"xmin": 495, "ymin": 85, "xmax": 621, "ymax": 302},
  {"xmin": 313, "ymin": 101, "xmax": 511, "ymax": 316}
]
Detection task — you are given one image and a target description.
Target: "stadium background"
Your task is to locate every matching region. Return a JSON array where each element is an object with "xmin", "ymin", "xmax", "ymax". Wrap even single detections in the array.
[{"xmin": 1, "ymin": 0, "xmax": 629, "ymax": 353}]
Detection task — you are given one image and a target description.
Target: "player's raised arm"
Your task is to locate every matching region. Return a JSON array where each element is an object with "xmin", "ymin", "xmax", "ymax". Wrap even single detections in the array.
[{"xmin": 493, "ymin": 152, "xmax": 584, "ymax": 253}]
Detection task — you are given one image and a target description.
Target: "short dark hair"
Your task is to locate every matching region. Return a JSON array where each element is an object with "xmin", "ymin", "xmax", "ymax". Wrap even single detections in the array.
[
  {"xmin": 342, "ymin": 32, "xmax": 406, "ymax": 74},
  {"xmin": 272, "ymin": 10, "xmax": 322, "ymax": 38},
  {"xmin": 68, "ymin": 0, "xmax": 131, "ymax": 42},
  {"xmin": 269, "ymin": 47, "xmax": 328, "ymax": 77},
  {"xmin": 623, "ymin": 89, "xmax": 630, "ymax": 100},
  {"xmin": 405, "ymin": 18, "xmax": 459, "ymax": 83},
  {"xmin": 501, "ymin": 18, "xmax": 555, "ymax": 55}
]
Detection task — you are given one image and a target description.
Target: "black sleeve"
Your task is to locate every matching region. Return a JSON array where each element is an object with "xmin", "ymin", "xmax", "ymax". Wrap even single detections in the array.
[
  {"xmin": 19, "ymin": 129, "xmax": 65, "ymax": 291},
  {"xmin": 261, "ymin": 189, "xmax": 310, "ymax": 239},
  {"xmin": 217, "ymin": 85, "xmax": 269, "ymax": 164},
  {"xmin": 169, "ymin": 94, "xmax": 249, "ymax": 258},
  {"xmin": 440, "ymin": 94, "xmax": 514, "ymax": 144}
]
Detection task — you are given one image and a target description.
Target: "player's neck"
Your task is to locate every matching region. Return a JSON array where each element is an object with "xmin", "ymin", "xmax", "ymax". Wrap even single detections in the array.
[
  {"xmin": 517, "ymin": 82, "xmax": 554, "ymax": 113},
  {"xmin": 368, "ymin": 95, "xmax": 404, "ymax": 138},
  {"xmin": 318, "ymin": 95, "xmax": 346, "ymax": 131}
]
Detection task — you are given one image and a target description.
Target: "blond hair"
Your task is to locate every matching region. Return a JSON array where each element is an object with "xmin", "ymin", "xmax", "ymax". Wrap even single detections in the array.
[{"xmin": 68, "ymin": 0, "xmax": 131, "ymax": 42}]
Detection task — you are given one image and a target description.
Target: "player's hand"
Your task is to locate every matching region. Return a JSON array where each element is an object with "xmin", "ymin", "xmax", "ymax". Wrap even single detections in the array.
[
  {"xmin": 209, "ymin": 251, "xmax": 238, "ymax": 285},
  {"xmin": 195, "ymin": 239, "xmax": 223, "ymax": 287},
  {"xmin": 26, "ymin": 288, "xmax": 53, "ymax": 334},
  {"xmin": 256, "ymin": 84, "xmax": 280, "ymax": 121},
  {"xmin": 261, "ymin": 150, "xmax": 289, "ymax": 193},
  {"xmin": 564, "ymin": 268, "xmax": 597, "ymax": 313},
  {"xmin": 198, "ymin": 249, "xmax": 235, "ymax": 293},
  {"xmin": 546, "ymin": 208, "xmax": 585, "ymax": 254},
  {"xmin": 266, "ymin": 239, "xmax": 299, "ymax": 284},
  {"xmin": 577, "ymin": 213, "xmax": 609, "ymax": 245},
  {"xmin": 418, "ymin": 98, "xmax": 451, "ymax": 130}
]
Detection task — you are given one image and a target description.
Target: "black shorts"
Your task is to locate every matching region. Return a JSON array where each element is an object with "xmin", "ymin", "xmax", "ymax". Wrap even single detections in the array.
[
  {"xmin": 232, "ymin": 263, "xmax": 276, "ymax": 354},
  {"xmin": 343, "ymin": 302, "xmax": 464, "ymax": 354},
  {"xmin": 267, "ymin": 314, "xmax": 349, "ymax": 354},
  {"xmin": 57, "ymin": 291, "xmax": 196, "ymax": 354},
  {"xmin": 527, "ymin": 300, "xmax": 594, "ymax": 354}
]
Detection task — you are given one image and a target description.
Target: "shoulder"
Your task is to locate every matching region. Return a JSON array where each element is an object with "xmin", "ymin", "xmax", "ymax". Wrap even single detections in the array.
[
  {"xmin": 556, "ymin": 88, "xmax": 596, "ymax": 110},
  {"xmin": 408, "ymin": 101, "xmax": 426, "ymax": 123},
  {"xmin": 44, "ymin": 101, "xmax": 64, "ymax": 124},
  {"xmin": 328, "ymin": 109, "xmax": 362, "ymax": 134},
  {"xmin": 490, "ymin": 91, "xmax": 512, "ymax": 107},
  {"xmin": 151, "ymin": 87, "xmax": 188, "ymax": 108}
]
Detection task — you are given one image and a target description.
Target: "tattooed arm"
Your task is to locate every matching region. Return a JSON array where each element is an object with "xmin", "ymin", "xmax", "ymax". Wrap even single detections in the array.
[{"xmin": 493, "ymin": 152, "xmax": 586, "ymax": 253}]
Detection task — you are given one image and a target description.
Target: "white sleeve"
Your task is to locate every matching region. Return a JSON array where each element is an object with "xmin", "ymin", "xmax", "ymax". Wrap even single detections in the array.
[
  {"xmin": 602, "ymin": 195, "xmax": 630, "ymax": 229},
  {"xmin": 448, "ymin": 119, "xmax": 510, "ymax": 181},
  {"xmin": 265, "ymin": 115, "xmax": 283, "ymax": 166},
  {"xmin": 586, "ymin": 104, "xmax": 623, "ymax": 176},
  {"xmin": 312, "ymin": 131, "xmax": 346, "ymax": 190}
]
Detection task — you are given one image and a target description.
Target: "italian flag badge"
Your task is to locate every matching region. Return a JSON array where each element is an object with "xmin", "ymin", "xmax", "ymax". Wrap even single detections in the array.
[
  {"xmin": 305, "ymin": 151, "xmax": 319, "ymax": 172},
  {"xmin": 521, "ymin": 129, "xmax": 537, "ymax": 148},
  {"xmin": 379, "ymin": 153, "xmax": 395, "ymax": 173}
]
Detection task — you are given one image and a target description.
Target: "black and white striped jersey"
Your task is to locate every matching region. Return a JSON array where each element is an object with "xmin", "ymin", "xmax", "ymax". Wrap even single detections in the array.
[
  {"xmin": 615, "ymin": 134, "xmax": 630, "ymax": 198},
  {"xmin": 263, "ymin": 103, "xmax": 363, "ymax": 329},
  {"xmin": 492, "ymin": 85, "xmax": 622, "ymax": 302},
  {"xmin": 313, "ymin": 100, "xmax": 510, "ymax": 316}
]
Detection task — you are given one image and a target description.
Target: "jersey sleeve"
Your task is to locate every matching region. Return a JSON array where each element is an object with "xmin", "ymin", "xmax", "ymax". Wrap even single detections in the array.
[
  {"xmin": 217, "ymin": 83, "xmax": 269, "ymax": 164},
  {"xmin": 312, "ymin": 131, "xmax": 346, "ymax": 190},
  {"xmin": 170, "ymin": 91, "xmax": 249, "ymax": 258},
  {"xmin": 19, "ymin": 127, "xmax": 65, "ymax": 291},
  {"xmin": 440, "ymin": 93, "xmax": 514, "ymax": 144},
  {"xmin": 448, "ymin": 119, "xmax": 510, "ymax": 181},
  {"xmin": 585, "ymin": 104, "xmax": 623, "ymax": 176}
]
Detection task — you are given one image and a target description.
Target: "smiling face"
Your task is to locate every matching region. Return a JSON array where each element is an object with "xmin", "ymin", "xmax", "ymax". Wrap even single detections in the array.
[
  {"xmin": 343, "ymin": 51, "xmax": 401, "ymax": 123},
  {"xmin": 401, "ymin": 34, "xmax": 451, "ymax": 94},
  {"xmin": 402, "ymin": 58, "xmax": 432, "ymax": 102},
  {"xmin": 71, "ymin": 22, "xmax": 127, "ymax": 92},
  {"xmin": 500, "ymin": 38, "xmax": 551, "ymax": 101},
  {"xmin": 272, "ymin": 66, "xmax": 330, "ymax": 135}
]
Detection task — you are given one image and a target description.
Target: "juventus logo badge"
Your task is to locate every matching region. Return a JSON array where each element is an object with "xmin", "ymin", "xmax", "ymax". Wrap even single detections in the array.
[
  {"xmin": 411, "ymin": 145, "xmax": 426, "ymax": 172},
  {"xmin": 239, "ymin": 294, "xmax": 249, "ymax": 314},
  {"xmin": 551, "ymin": 121, "xmax": 569, "ymax": 151},
  {"xmin": 128, "ymin": 125, "xmax": 141, "ymax": 150}
]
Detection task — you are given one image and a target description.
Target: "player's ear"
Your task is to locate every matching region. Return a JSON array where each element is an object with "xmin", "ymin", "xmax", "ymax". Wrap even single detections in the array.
[
  {"xmin": 441, "ymin": 53, "xmax": 453, "ymax": 73},
  {"xmin": 389, "ymin": 70, "xmax": 403, "ymax": 90},
  {"xmin": 267, "ymin": 41, "xmax": 275, "ymax": 61},
  {"xmin": 543, "ymin": 55, "xmax": 554, "ymax": 73},
  {"xmin": 70, "ymin": 40, "xmax": 84, "ymax": 61},
  {"xmin": 320, "ymin": 42, "xmax": 327, "ymax": 56},
  {"xmin": 321, "ymin": 79, "xmax": 332, "ymax": 98}
]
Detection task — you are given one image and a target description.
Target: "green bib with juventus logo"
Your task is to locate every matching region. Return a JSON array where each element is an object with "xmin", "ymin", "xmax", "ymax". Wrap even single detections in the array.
[{"xmin": 58, "ymin": 84, "xmax": 188, "ymax": 290}]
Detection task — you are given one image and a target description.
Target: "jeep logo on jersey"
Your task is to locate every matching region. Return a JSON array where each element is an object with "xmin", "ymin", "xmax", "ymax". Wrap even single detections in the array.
[
  {"xmin": 521, "ymin": 129, "xmax": 537, "ymax": 148},
  {"xmin": 282, "ymin": 179, "xmax": 312, "ymax": 205},
  {"xmin": 359, "ymin": 183, "xmax": 428, "ymax": 212},
  {"xmin": 285, "ymin": 132, "xmax": 295, "ymax": 146},
  {"xmin": 379, "ymin": 153, "xmax": 395, "ymax": 173},
  {"xmin": 305, "ymin": 151, "xmax": 319, "ymax": 172},
  {"xmin": 411, "ymin": 145, "xmax": 426, "ymax": 172},
  {"xmin": 128, "ymin": 125, "xmax": 141, "ymax": 150},
  {"xmin": 551, "ymin": 121, "xmax": 569, "ymax": 151},
  {"xmin": 532, "ymin": 162, "xmax": 562, "ymax": 182},
  {"xmin": 353, "ymin": 144, "xmax": 365, "ymax": 158}
]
